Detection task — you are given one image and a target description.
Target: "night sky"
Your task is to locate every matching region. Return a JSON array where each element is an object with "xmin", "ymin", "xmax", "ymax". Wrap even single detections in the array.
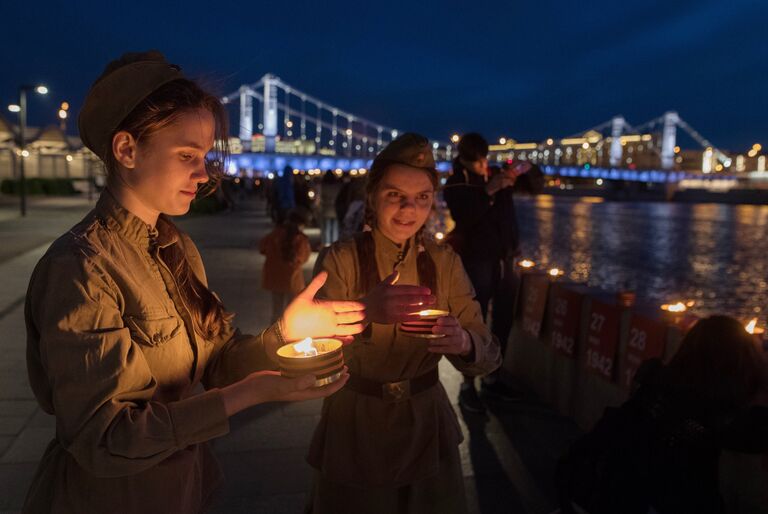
[{"xmin": 2, "ymin": 0, "xmax": 766, "ymax": 150}]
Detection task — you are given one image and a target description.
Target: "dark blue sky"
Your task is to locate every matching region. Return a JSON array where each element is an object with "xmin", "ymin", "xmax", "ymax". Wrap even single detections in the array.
[{"xmin": 2, "ymin": 0, "xmax": 766, "ymax": 150}]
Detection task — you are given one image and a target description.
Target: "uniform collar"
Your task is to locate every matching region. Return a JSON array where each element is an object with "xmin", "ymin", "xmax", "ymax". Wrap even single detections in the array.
[
  {"xmin": 94, "ymin": 189, "xmax": 179, "ymax": 250},
  {"xmin": 372, "ymin": 228, "xmax": 416, "ymax": 270}
]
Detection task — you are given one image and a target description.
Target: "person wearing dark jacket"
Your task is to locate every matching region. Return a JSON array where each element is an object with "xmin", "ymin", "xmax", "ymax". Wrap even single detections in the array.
[
  {"xmin": 557, "ymin": 315, "xmax": 768, "ymax": 514},
  {"xmin": 443, "ymin": 133, "xmax": 543, "ymax": 412}
]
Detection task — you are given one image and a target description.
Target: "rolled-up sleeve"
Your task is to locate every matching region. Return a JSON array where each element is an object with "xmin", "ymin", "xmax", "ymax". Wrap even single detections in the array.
[
  {"xmin": 27, "ymin": 253, "xmax": 229, "ymax": 478},
  {"xmin": 444, "ymin": 252, "xmax": 502, "ymax": 375}
]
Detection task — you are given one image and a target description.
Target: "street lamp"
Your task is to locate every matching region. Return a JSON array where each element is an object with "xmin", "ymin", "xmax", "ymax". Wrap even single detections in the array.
[
  {"xmin": 10, "ymin": 84, "xmax": 49, "ymax": 216},
  {"xmin": 58, "ymin": 101, "xmax": 69, "ymax": 132}
]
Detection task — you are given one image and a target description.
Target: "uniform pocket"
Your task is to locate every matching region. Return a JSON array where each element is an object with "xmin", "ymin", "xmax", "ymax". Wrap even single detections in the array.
[{"xmin": 125, "ymin": 315, "xmax": 182, "ymax": 347}]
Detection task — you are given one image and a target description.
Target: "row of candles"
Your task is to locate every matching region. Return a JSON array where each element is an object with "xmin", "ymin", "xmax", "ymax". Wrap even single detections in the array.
[{"xmin": 516, "ymin": 258, "xmax": 765, "ymax": 337}]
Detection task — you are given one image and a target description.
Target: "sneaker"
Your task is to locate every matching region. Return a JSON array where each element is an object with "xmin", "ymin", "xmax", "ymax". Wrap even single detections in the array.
[
  {"xmin": 458, "ymin": 384, "xmax": 486, "ymax": 414},
  {"xmin": 481, "ymin": 380, "xmax": 524, "ymax": 402}
]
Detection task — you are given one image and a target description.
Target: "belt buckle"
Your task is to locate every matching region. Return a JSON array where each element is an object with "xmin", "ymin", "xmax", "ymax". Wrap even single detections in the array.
[{"xmin": 382, "ymin": 379, "xmax": 410, "ymax": 402}]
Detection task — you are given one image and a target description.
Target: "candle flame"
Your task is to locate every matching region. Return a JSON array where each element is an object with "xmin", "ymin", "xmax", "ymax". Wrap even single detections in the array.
[
  {"xmin": 548, "ymin": 267, "xmax": 562, "ymax": 277},
  {"xmin": 519, "ymin": 259, "xmax": 535, "ymax": 268},
  {"xmin": 293, "ymin": 337, "xmax": 318, "ymax": 357},
  {"xmin": 661, "ymin": 302, "xmax": 687, "ymax": 313},
  {"xmin": 746, "ymin": 318, "xmax": 758, "ymax": 334}
]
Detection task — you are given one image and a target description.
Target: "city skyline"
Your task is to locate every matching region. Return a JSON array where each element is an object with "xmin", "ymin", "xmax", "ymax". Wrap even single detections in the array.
[{"xmin": 1, "ymin": 0, "xmax": 766, "ymax": 150}]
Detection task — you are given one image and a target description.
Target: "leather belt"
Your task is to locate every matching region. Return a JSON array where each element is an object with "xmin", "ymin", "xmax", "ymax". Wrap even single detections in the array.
[{"xmin": 345, "ymin": 368, "xmax": 439, "ymax": 403}]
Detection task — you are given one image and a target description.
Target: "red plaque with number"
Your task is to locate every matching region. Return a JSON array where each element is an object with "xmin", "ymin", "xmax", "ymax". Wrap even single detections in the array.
[
  {"xmin": 520, "ymin": 274, "xmax": 550, "ymax": 338},
  {"xmin": 620, "ymin": 315, "xmax": 667, "ymax": 389},
  {"xmin": 585, "ymin": 300, "xmax": 622, "ymax": 381},
  {"xmin": 550, "ymin": 284, "xmax": 583, "ymax": 357}
]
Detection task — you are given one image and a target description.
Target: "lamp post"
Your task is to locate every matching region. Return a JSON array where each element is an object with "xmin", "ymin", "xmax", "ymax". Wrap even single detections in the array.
[
  {"xmin": 9, "ymin": 84, "xmax": 48, "ymax": 216},
  {"xmin": 58, "ymin": 101, "xmax": 69, "ymax": 132}
]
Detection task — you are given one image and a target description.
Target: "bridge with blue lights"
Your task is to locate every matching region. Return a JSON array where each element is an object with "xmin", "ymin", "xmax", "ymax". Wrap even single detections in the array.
[{"xmin": 222, "ymin": 74, "xmax": 736, "ymax": 184}]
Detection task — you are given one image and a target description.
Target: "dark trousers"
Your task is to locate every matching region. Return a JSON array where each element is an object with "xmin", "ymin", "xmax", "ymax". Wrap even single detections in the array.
[{"xmin": 461, "ymin": 255, "xmax": 519, "ymax": 371}]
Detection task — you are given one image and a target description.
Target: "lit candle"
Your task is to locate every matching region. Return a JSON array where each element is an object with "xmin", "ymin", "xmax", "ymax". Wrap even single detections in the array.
[
  {"xmin": 548, "ymin": 267, "xmax": 563, "ymax": 278},
  {"xmin": 745, "ymin": 318, "xmax": 765, "ymax": 336},
  {"xmin": 277, "ymin": 337, "xmax": 344, "ymax": 387},
  {"xmin": 518, "ymin": 259, "xmax": 535, "ymax": 269},
  {"xmin": 660, "ymin": 301, "xmax": 699, "ymax": 330},
  {"xmin": 415, "ymin": 309, "xmax": 449, "ymax": 319},
  {"xmin": 661, "ymin": 302, "xmax": 687, "ymax": 313},
  {"xmin": 293, "ymin": 337, "xmax": 319, "ymax": 357},
  {"xmin": 401, "ymin": 309, "xmax": 449, "ymax": 339}
]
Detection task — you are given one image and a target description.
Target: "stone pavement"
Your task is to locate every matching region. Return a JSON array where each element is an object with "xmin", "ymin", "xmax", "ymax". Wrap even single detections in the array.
[{"xmin": 0, "ymin": 193, "xmax": 581, "ymax": 514}]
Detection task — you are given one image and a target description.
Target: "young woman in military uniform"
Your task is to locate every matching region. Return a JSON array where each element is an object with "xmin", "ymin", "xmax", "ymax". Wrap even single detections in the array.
[
  {"xmin": 307, "ymin": 133, "xmax": 502, "ymax": 513},
  {"xmin": 23, "ymin": 51, "xmax": 365, "ymax": 513}
]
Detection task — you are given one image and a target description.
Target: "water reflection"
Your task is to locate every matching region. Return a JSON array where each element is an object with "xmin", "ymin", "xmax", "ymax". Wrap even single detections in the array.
[{"xmin": 514, "ymin": 197, "xmax": 768, "ymax": 324}]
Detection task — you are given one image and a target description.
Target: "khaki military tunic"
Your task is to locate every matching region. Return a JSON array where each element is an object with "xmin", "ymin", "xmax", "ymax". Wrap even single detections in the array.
[
  {"xmin": 307, "ymin": 229, "xmax": 501, "ymax": 492},
  {"xmin": 24, "ymin": 191, "xmax": 277, "ymax": 514}
]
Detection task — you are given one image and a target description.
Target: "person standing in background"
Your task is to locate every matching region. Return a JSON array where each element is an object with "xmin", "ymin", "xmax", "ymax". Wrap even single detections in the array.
[
  {"xmin": 260, "ymin": 208, "xmax": 312, "ymax": 322},
  {"xmin": 444, "ymin": 132, "xmax": 543, "ymax": 413},
  {"xmin": 319, "ymin": 170, "xmax": 342, "ymax": 246},
  {"xmin": 272, "ymin": 165, "xmax": 296, "ymax": 223}
]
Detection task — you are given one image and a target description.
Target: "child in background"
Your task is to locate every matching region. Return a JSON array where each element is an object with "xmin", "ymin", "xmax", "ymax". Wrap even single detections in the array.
[{"xmin": 260, "ymin": 208, "xmax": 312, "ymax": 321}]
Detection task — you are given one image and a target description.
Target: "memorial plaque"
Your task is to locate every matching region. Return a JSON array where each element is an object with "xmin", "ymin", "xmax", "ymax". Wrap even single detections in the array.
[
  {"xmin": 550, "ymin": 284, "xmax": 584, "ymax": 357},
  {"xmin": 520, "ymin": 274, "xmax": 550, "ymax": 338},
  {"xmin": 585, "ymin": 300, "xmax": 622, "ymax": 381},
  {"xmin": 620, "ymin": 314, "xmax": 667, "ymax": 389}
]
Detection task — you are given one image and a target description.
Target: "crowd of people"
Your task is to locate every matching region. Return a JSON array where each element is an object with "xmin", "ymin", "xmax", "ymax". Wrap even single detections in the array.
[{"xmin": 21, "ymin": 50, "xmax": 768, "ymax": 514}]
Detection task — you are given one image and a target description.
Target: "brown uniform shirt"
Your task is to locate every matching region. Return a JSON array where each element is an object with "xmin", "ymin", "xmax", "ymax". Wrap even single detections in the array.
[
  {"xmin": 307, "ymin": 229, "xmax": 501, "ymax": 487},
  {"xmin": 24, "ymin": 191, "xmax": 277, "ymax": 513}
]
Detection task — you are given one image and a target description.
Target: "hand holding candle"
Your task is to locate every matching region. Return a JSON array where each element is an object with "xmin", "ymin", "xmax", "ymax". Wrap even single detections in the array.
[
  {"xmin": 426, "ymin": 315, "xmax": 472, "ymax": 357},
  {"xmin": 222, "ymin": 368, "xmax": 350, "ymax": 415},
  {"xmin": 362, "ymin": 271, "xmax": 436, "ymax": 324}
]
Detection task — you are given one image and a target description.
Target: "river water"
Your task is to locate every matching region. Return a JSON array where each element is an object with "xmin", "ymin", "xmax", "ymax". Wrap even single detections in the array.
[{"xmin": 512, "ymin": 195, "xmax": 768, "ymax": 323}]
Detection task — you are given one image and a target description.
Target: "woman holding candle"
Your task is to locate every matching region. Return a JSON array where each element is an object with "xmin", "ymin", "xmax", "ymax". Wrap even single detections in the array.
[
  {"xmin": 23, "ymin": 51, "xmax": 365, "ymax": 514},
  {"xmin": 307, "ymin": 133, "xmax": 502, "ymax": 514}
]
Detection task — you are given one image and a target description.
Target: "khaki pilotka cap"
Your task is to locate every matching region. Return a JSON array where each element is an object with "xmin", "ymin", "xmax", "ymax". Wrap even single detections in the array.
[
  {"xmin": 373, "ymin": 133, "xmax": 436, "ymax": 171},
  {"xmin": 78, "ymin": 50, "xmax": 185, "ymax": 161}
]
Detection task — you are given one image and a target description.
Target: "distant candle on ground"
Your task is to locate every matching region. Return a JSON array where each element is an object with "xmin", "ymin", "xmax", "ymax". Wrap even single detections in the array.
[
  {"xmin": 745, "ymin": 318, "xmax": 764, "ymax": 335},
  {"xmin": 661, "ymin": 302, "xmax": 687, "ymax": 313}
]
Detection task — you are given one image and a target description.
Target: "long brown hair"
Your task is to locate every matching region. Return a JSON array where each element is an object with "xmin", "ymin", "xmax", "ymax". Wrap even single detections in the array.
[
  {"xmin": 105, "ymin": 78, "xmax": 232, "ymax": 339},
  {"xmin": 357, "ymin": 156, "xmax": 439, "ymax": 296},
  {"xmin": 667, "ymin": 315, "xmax": 767, "ymax": 412}
]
